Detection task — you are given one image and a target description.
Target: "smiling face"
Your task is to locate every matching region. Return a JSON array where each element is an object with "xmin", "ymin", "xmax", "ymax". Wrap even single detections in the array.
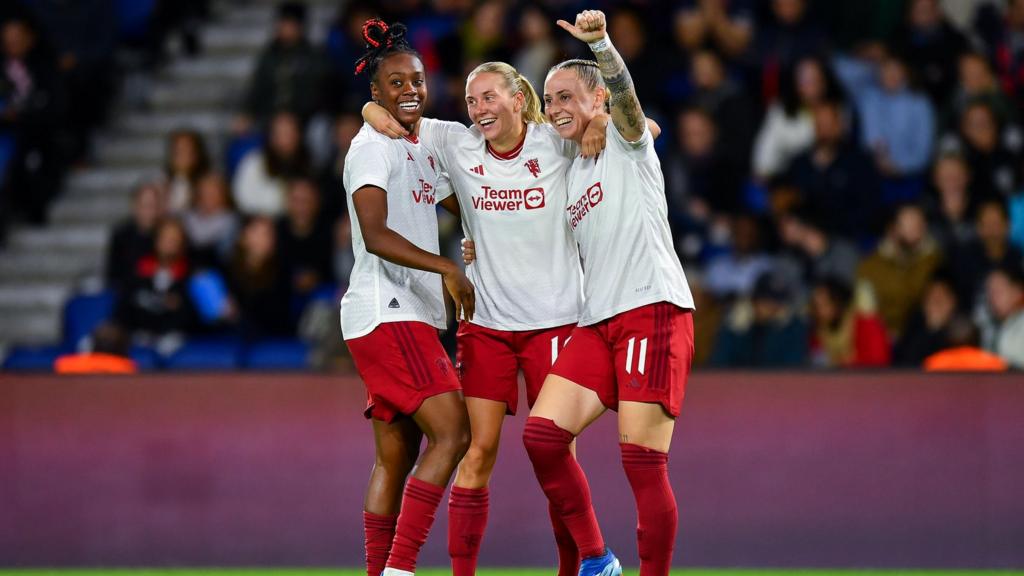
[
  {"xmin": 466, "ymin": 72, "xmax": 523, "ymax": 143},
  {"xmin": 543, "ymin": 68, "xmax": 605, "ymax": 143},
  {"xmin": 371, "ymin": 52, "xmax": 427, "ymax": 131}
]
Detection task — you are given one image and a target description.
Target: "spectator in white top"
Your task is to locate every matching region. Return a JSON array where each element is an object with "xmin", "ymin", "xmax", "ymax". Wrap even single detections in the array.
[
  {"xmin": 979, "ymin": 265, "xmax": 1024, "ymax": 369},
  {"xmin": 753, "ymin": 56, "xmax": 844, "ymax": 180},
  {"xmin": 233, "ymin": 111, "xmax": 311, "ymax": 216}
]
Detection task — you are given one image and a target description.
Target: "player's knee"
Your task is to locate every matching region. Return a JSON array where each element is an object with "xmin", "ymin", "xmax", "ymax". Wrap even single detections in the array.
[
  {"xmin": 430, "ymin": 426, "xmax": 471, "ymax": 463},
  {"xmin": 522, "ymin": 416, "xmax": 573, "ymax": 460},
  {"xmin": 461, "ymin": 441, "xmax": 499, "ymax": 475}
]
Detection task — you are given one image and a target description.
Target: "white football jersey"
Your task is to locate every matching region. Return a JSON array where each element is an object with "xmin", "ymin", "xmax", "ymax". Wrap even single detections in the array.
[
  {"xmin": 419, "ymin": 118, "xmax": 582, "ymax": 331},
  {"xmin": 340, "ymin": 124, "xmax": 452, "ymax": 340},
  {"xmin": 566, "ymin": 123, "xmax": 694, "ymax": 325}
]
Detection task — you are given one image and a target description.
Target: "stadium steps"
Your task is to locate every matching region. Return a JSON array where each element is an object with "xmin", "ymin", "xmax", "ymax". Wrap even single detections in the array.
[{"xmin": 0, "ymin": 0, "xmax": 333, "ymax": 350}]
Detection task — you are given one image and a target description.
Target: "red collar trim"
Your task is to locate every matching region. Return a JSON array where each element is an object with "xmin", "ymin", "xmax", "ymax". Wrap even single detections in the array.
[
  {"xmin": 403, "ymin": 134, "xmax": 419, "ymax": 144},
  {"xmin": 486, "ymin": 124, "xmax": 527, "ymax": 160}
]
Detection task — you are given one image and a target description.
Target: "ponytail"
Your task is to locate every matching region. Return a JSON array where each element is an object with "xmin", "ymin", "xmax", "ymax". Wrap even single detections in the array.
[{"xmin": 468, "ymin": 62, "xmax": 548, "ymax": 124}]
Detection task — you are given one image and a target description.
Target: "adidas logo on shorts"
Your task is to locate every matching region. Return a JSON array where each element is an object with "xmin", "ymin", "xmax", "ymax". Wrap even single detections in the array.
[{"xmin": 388, "ymin": 298, "xmax": 400, "ymax": 309}]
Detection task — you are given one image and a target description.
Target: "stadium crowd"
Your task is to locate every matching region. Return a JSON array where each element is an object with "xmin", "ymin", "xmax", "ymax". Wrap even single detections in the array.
[{"xmin": 7, "ymin": 0, "xmax": 1024, "ymax": 370}]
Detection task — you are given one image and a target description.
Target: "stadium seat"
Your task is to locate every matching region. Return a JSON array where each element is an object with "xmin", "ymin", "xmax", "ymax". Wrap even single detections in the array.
[
  {"xmin": 116, "ymin": 0, "xmax": 156, "ymax": 43},
  {"xmin": 62, "ymin": 291, "xmax": 116, "ymax": 351},
  {"xmin": 129, "ymin": 346, "xmax": 161, "ymax": 371},
  {"xmin": 164, "ymin": 338, "xmax": 242, "ymax": 370},
  {"xmin": 2, "ymin": 345, "xmax": 62, "ymax": 371},
  {"xmin": 243, "ymin": 339, "xmax": 310, "ymax": 370}
]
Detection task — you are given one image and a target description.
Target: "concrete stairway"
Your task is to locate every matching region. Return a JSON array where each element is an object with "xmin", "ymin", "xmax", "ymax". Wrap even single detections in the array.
[{"xmin": 0, "ymin": 0, "xmax": 335, "ymax": 349}]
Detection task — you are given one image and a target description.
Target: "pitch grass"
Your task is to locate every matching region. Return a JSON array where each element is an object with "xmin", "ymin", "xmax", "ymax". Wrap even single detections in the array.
[{"xmin": 4, "ymin": 565, "xmax": 1019, "ymax": 569}]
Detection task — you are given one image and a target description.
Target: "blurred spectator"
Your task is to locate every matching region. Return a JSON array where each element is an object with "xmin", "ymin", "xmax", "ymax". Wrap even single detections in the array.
[
  {"xmin": 665, "ymin": 106, "xmax": 744, "ymax": 236},
  {"xmin": 512, "ymin": 4, "xmax": 558, "ymax": 94},
  {"xmin": 688, "ymin": 272, "xmax": 725, "ymax": 367},
  {"xmin": 235, "ymin": 2, "xmax": 327, "ymax": 133},
  {"xmin": 709, "ymin": 271, "xmax": 808, "ymax": 367},
  {"xmin": 226, "ymin": 216, "xmax": 293, "ymax": 338},
  {"xmin": 688, "ymin": 49, "xmax": 757, "ymax": 171},
  {"xmin": 974, "ymin": 0, "xmax": 1024, "ymax": 114},
  {"xmin": 106, "ymin": 182, "xmax": 166, "ymax": 291},
  {"xmin": 753, "ymin": 56, "xmax": 843, "ymax": 180},
  {"xmin": 114, "ymin": 217, "xmax": 196, "ymax": 348},
  {"xmin": 333, "ymin": 214, "xmax": 355, "ymax": 289},
  {"xmin": 25, "ymin": 0, "xmax": 116, "ymax": 162},
  {"xmin": 182, "ymin": 172, "xmax": 239, "ymax": 270},
  {"xmin": 163, "ymin": 129, "xmax": 211, "ymax": 213},
  {"xmin": 789, "ymin": 100, "xmax": 880, "ymax": 241},
  {"xmin": 943, "ymin": 52, "xmax": 1017, "ymax": 130},
  {"xmin": 944, "ymin": 100, "xmax": 1019, "ymax": 200},
  {"xmin": 947, "ymin": 199, "xmax": 1024, "ymax": 309},
  {"xmin": 233, "ymin": 111, "xmax": 311, "ymax": 217},
  {"xmin": 673, "ymin": 0, "xmax": 754, "ymax": 60},
  {"xmin": 923, "ymin": 314, "xmax": 1009, "ymax": 371},
  {"xmin": 606, "ymin": 7, "xmax": 666, "ymax": 117},
  {"xmin": 856, "ymin": 203, "xmax": 943, "ymax": 338},
  {"xmin": 978, "ymin": 265, "xmax": 1024, "ymax": 368},
  {"xmin": 854, "ymin": 54, "xmax": 934, "ymax": 195},
  {"xmin": 888, "ymin": 0, "xmax": 969, "ymax": 106},
  {"xmin": 147, "ymin": 0, "xmax": 208, "ymax": 63},
  {"xmin": 459, "ymin": 1, "xmax": 511, "ymax": 69},
  {"xmin": 808, "ymin": 276, "xmax": 891, "ymax": 368},
  {"xmin": 318, "ymin": 112, "xmax": 360, "ymax": 221},
  {"xmin": 893, "ymin": 274, "xmax": 958, "ymax": 366},
  {"xmin": 54, "ymin": 323, "xmax": 137, "ymax": 374},
  {"xmin": 703, "ymin": 214, "xmax": 773, "ymax": 300},
  {"xmin": 776, "ymin": 207, "xmax": 860, "ymax": 288},
  {"xmin": 926, "ymin": 153, "xmax": 977, "ymax": 252},
  {"xmin": 0, "ymin": 15, "xmax": 65, "ymax": 225},
  {"xmin": 323, "ymin": 0, "xmax": 377, "ymax": 116},
  {"xmin": 754, "ymin": 0, "xmax": 828, "ymax": 102},
  {"xmin": 276, "ymin": 178, "xmax": 335, "ymax": 299}
]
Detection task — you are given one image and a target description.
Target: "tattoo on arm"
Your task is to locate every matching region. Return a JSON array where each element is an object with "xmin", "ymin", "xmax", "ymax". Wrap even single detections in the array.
[{"xmin": 594, "ymin": 43, "xmax": 645, "ymax": 140}]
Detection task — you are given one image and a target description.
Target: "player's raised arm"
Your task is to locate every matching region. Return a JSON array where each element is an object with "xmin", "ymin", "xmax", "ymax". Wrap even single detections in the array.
[{"xmin": 557, "ymin": 10, "xmax": 646, "ymax": 142}]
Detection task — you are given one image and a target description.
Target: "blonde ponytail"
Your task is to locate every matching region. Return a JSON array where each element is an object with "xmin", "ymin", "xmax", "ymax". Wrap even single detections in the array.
[{"xmin": 468, "ymin": 62, "xmax": 548, "ymax": 124}]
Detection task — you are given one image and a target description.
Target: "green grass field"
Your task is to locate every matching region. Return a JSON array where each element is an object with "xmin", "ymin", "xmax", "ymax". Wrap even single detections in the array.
[{"xmin": 4, "ymin": 565, "xmax": 1019, "ymax": 569}]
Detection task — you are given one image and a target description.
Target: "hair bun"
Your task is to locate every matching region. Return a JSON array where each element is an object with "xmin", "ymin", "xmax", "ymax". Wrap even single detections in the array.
[
  {"xmin": 362, "ymin": 18, "xmax": 389, "ymax": 48},
  {"xmin": 385, "ymin": 23, "xmax": 407, "ymax": 48}
]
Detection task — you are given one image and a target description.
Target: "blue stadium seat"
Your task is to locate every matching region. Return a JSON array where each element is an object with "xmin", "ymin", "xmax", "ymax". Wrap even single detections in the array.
[
  {"xmin": 62, "ymin": 291, "xmax": 116, "ymax": 351},
  {"xmin": 2, "ymin": 345, "xmax": 62, "ymax": 371},
  {"xmin": 117, "ymin": 0, "xmax": 156, "ymax": 43},
  {"xmin": 129, "ymin": 346, "xmax": 161, "ymax": 371},
  {"xmin": 164, "ymin": 338, "xmax": 242, "ymax": 370},
  {"xmin": 244, "ymin": 339, "xmax": 310, "ymax": 370}
]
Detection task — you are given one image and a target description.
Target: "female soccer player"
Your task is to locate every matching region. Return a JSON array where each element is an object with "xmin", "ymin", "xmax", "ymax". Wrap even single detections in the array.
[
  {"xmin": 521, "ymin": 10, "xmax": 695, "ymax": 576},
  {"xmin": 363, "ymin": 60, "xmax": 614, "ymax": 576},
  {"xmin": 342, "ymin": 20, "xmax": 474, "ymax": 576}
]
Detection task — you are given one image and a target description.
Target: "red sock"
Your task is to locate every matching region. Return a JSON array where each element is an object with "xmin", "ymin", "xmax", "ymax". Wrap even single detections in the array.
[
  {"xmin": 549, "ymin": 501, "xmax": 581, "ymax": 576},
  {"xmin": 522, "ymin": 417, "xmax": 604, "ymax": 558},
  {"xmin": 386, "ymin": 477, "xmax": 445, "ymax": 572},
  {"xmin": 621, "ymin": 443, "xmax": 677, "ymax": 576},
  {"xmin": 364, "ymin": 512, "xmax": 398, "ymax": 576},
  {"xmin": 448, "ymin": 486, "xmax": 489, "ymax": 576}
]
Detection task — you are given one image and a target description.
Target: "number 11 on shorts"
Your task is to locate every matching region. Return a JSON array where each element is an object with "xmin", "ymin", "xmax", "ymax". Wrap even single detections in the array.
[{"xmin": 625, "ymin": 337, "xmax": 648, "ymax": 375}]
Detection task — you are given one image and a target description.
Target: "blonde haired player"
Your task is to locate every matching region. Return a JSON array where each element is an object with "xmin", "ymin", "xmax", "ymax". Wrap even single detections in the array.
[{"xmin": 519, "ymin": 10, "xmax": 696, "ymax": 576}]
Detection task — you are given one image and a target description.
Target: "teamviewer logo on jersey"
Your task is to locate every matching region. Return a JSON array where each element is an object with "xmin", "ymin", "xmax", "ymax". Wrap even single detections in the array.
[{"xmin": 524, "ymin": 188, "xmax": 545, "ymax": 209}]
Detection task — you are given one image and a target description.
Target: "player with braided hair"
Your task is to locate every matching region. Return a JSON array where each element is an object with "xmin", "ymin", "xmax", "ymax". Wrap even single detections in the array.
[{"xmin": 342, "ymin": 18, "xmax": 473, "ymax": 576}]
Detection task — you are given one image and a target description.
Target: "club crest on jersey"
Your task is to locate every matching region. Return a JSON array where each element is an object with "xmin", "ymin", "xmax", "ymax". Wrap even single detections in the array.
[
  {"xmin": 567, "ymin": 181, "xmax": 604, "ymax": 229},
  {"xmin": 524, "ymin": 158, "xmax": 541, "ymax": 178},
  {"xmin": 471, "ymin": 185, "xmax": 545, "ymax": 211},
  {"xmin": 412, "ymin": 179, "xmax": 435, "ymax": 204}
]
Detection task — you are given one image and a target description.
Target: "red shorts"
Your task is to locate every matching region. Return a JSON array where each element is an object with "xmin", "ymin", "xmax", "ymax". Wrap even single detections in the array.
[
  {"xmin": 346, "ymin": 321, "xmax": 461, "ymax": 423},
  {"xmin": 549, "ymin": 302, "xmax": 694, "ymax": 417},
  {"xmin": 455, "ymin": 321, "xmax": 576, "ymax": 415}
]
